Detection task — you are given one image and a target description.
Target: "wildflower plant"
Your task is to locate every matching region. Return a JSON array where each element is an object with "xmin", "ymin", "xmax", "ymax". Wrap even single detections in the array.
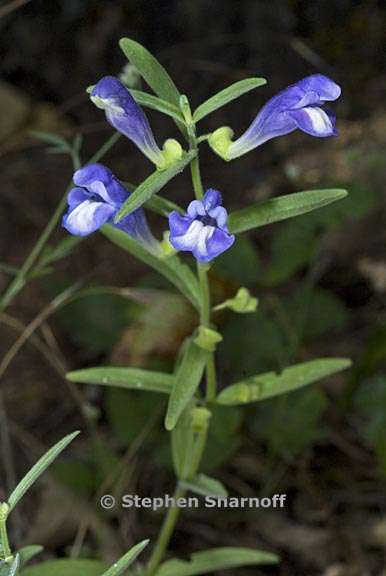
[{"xmin": 0, "ymin": 37, "xmax": 352, "ymax": 576}]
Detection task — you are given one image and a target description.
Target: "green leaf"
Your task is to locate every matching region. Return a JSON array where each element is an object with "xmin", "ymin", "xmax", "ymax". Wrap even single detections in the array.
[
  {"xmin": 228, "ymin": 189, "xmax": 348, "ymax": 234},
  {"xmin": 101, "ymin": 540, "xmax": 149, "ymax": 576},
  {"xmin": 157, "ymin": 548, "xmax": 278, "ymax": 576},
  {"xmin": 21, "ymin": 559, "xmax": 106, "ymax": 576},
  {"xmin": 171, "ymin": 408, "xmax": 195, "ymax": 479},
  {"xmin": 115, "ymin": 151, "xmax": 196, "ymax": 221},
  {"xmin": 18, "ymin": 546, "xmax": 43, "ymax": 567},
  {"xmin": 130, "ymin": 89, "xmax": 184, "ymax": 122},
  {"xmin": 8, "ymin": 431, "xmax": 80, "ymax": 511},
  {"xmin": 101, "ymin": 226, "xmax": 201, "ymax": 309},
  {"xmin": 119, "ymin": 38, "xmax": 180, "ymax": 106},
  {"xmin": 145, "ymin": 195, "xmax": 183, "ymax": 218},
  {"xmin": 0, "ymin": 555, "xmax": 19, "ymax": 576},
  {"xmin": 193, "ymin": 78, "xmax": 267, "ymax": 122},
  {"xmin": 217, "ymin": 358, "xmax": 352, "ymax": 405},
  {"xmin": 67, "ymin": 366, "xmax": 174, "ymax": 394},
  {"xmin": 165, "ymin": 339, "xmax": 209, "ymax": 430},
  {"xmin": 180, "ymin": 473, "xmax": 228, "ymax": 497}
]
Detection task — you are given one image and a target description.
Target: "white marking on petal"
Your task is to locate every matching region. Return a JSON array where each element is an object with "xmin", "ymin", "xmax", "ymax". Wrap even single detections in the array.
[
  {"xmin": 303, "ymin": 106, "xmax": 332, "ymax": 134},
  {"xmin": 90, "ymin": 95, "xmax": 124, "ymax": 114},
  {"xmin": 195, "ymin": 226, "xmax": 215, "ymax": 259},
  {"xmin": 172, "ymin": 220, "xmax": 204, "ymax": 250}
]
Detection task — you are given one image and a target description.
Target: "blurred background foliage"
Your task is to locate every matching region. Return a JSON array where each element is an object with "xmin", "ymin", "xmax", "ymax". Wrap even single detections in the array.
[{"xmin": 0, "ymin": 1, "xmax": 385, "ymax": 575}]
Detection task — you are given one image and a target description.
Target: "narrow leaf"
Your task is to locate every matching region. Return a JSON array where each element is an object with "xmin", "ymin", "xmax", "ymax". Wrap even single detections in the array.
[
  {"xmin": 115, "ymin": 150, "xmax": 196, "ymax": 222},
  {"xmin": 18, "ymin": 545, "xmax": 43, "ymax": 567},
  {"xmin": 130, "ymin": 89, "xmax": 184, "ymax": 122},
  {"xmin": 8, "ymin": 431, "xmax": 80, "ymax": 511},
  {"xmin": 193, "ymin": 77, "xmax": 267, "ymax": 122},
  {"xmin": 101, "ymin": 540, "xmax": 149, "ymax": 576},
  {"xmin": 171, "ymin": 409, "xmax": 195, "ymax": 479},
  {"xmin": 217, "ymin": 358, "xmax": 352, "ymax": 405},
  {"xmin": 157, "ymin": 547, "xmax": 278, "ymax": 576},
  {"xmin": 165, "ymin": 339, "xmax": 209, "ymax": 430},
  {"xmin": 67, "ymin": 367, "xmax": 174, "ymax": 394},
  {"xmin": 101, "ymin": 226, "xmax": 201, "ymax": 309},
  {"xmin": 180, "ymin": 473, "xmax": 228, "ymax": 497},
  {"xmin": 119, "ymin": 38, "xmax": 180, "ymax": 106},
  {"xmin": 228, "ymin": 189, "xmax": 348, "ymax": 234}
]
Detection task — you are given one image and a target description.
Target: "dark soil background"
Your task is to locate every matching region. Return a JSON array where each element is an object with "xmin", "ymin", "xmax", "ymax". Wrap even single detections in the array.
[{"xmin": 0, "ymin": 1, "xmax": 386, "ymax": 575}]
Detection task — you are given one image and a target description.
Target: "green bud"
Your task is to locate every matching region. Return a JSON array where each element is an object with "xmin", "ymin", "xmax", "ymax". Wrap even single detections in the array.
[
  {"xmin": 214, "ymin": 287, "xmax": 258, "ymax": 314},
  {"xmin": 208, "ymin": 126, "xmax": 234, "ymax": 160},
  {"xmin": 159, "ymin": 138, "xmax": 183, "ymax": 168},
  {"xmin": 217, "ymin": 383, "xmax": 251, "ymax": 405},
  {"xmin": 194, "ymin": 326, "xmax": 223, "ymax": 352},
  {"xmin": 190, "ymin": 407, "xmax": 212, "ymax": 432},
  {"xmin": 159, "ymin": 230, "xmax": 177, "ymax": 257}
]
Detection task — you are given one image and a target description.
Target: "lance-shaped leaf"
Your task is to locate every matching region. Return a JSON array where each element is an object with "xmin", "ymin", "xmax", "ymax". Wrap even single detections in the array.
[
  {"xmin": 180, "ymin": 473, "xmax": 228, "ymax": 498},
  {"xmin": 228, "ymin": 189, "xmax": 348, "ymax": 234},
  {"xmin": 157, "ymin": 548, "xmax": 278, "ymax": 576},
  {"xmin": 217, "ymin": 358, "xmax": 352, "ymax": 405},
  {"xmin": 67, "ymin": 366, "xmax": 174, "ymax": 394},
  {"xmin": 171, "ymin": 408, "xmax": 196, "ymax": 479},
  {"xmin": 130, "ymin": 89, "xmax": 184, "ymax": 122},
  {"xmin": 115, "ymin": 150, "xmax": 196, "ymax": 222},
  {"xmin": 165, "ymin": 339, "xmax": 209, "ymax": 431},
  {"xmin": 7, "ymin": 431, "xmax": 80, "ymax": 511},
  {"xmin": 101, "ymin": 226, "xmax": 201, "ymax": 309},
  {"xmin": 101, "ymin": 540, "xmax": 149, "ymax": 576},
  {"xmin": 193, "ymin": 77, "xmax": 267, "ymax": 122},
  {"xmin": 120, "ymin": 38, "xmax": 181, "ymax": 106}
]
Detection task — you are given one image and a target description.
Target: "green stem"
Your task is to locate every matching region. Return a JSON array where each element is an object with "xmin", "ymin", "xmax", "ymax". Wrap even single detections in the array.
[
  {"xmin": 0, "ymin": 132, "xmax": 120, "ymax": 313},
  {"xmin": 146, "ymin": 121, "xmax": 217, "ymax": 576},
  {"xmin": 0, "ymin": 504, "xmax": 12, "ymax": 561},
  {"xmin": 145, "ymin": 484, "xmax": 185, "ymax": 576}
]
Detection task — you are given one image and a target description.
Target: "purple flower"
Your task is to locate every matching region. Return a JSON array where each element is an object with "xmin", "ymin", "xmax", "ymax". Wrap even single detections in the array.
[
  {"xmin": 209, "ymin": 74, "xmax": 341, "ymax": 160},
  {"xmin": 168, "ymin": 189, "xmax": 235, "ymax": 263},
  {"xmin": 62, "ymin": 163, "xmax": 155, "ymax": 245},
  {"xmin": 90, "ymin": 76, "xmax": 164, "ymax": 167}
]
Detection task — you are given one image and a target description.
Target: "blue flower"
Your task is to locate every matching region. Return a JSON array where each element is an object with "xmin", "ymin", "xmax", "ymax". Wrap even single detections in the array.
[
  {"xmin": 90, "ymin": 76, "xmax": 165, "ymax": 167},
  {"xmin": 209, "ymin": 74, "xmax": 341, "ymax": 160},
  {"xmin": 168, "ymin": 189, "xmax": 235, "ymax": 263},
  {"xmin": 62, "ymin": 163, "xmax": 155, "ymax": 245}
]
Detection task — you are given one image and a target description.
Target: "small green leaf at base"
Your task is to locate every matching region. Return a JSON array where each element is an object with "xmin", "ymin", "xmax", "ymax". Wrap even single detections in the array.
[
  {"xmin": 8, "ymin": 431, "xmax": 80, "ymax": 511},
  {"xmin": 217, "ymin": 358, "xmax": 352, "ymax": 405},
  {"xmin": 157, "ymin": 547, "xmax": 278, "ymax": 576},
  {"xmin": 101, "ymin": 539, "xmax": 149, "ymax": 576},
  {"xmin": 180, "ymin": 474, "xmax": 228, "ymax": 498}
]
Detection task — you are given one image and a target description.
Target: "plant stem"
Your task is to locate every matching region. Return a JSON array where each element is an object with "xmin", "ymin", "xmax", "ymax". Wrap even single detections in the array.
[
  {"xmin": 0, "ymin": 504, "xmax": 12, "ymax": 561},
  {"xmin": 146, "ymin": 125, "xmax": 218, "ymax": 576},
  {"xmin": 145, "ymin": 484, "xmax": 185, "ymax": 576},
  {"xmin": 0, "ymin": 132, "xmax": 121, "ymax": 313}
]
